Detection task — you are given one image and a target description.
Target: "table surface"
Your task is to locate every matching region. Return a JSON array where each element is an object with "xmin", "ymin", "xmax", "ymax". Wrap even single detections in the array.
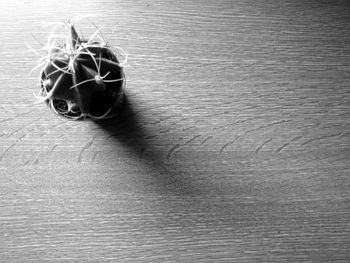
[{"xmin": 1, "ymin": 0, "xmax": 350, "ymax": 262}]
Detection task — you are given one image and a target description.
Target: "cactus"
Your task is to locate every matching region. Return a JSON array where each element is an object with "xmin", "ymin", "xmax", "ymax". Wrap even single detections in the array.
[{"xmin": 31, "ymin": 19, "xmax": 127, "ymax": 120}]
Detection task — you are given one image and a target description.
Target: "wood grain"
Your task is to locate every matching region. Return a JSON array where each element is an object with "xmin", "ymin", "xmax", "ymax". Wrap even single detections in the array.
[{"xmin": 0, "ymin": 0, "xmax": 349, "ymax": 262}]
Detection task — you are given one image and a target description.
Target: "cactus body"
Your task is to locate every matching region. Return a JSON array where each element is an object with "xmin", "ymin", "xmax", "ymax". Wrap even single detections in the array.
[{"xmin": 39, "ymin": 22, "xmax": 126, "ymax": 120}]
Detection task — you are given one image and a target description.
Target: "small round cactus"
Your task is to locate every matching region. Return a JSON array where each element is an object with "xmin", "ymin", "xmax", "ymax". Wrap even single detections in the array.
[{"xmin": 31, "ymin": 19, "xmax": 127, "ymax": 120}]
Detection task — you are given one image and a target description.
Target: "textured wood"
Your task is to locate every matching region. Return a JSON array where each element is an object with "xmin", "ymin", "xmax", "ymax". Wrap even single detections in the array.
[{"xmin": 1, "ymin": 0, "xmax": 350, "ymax": 262}]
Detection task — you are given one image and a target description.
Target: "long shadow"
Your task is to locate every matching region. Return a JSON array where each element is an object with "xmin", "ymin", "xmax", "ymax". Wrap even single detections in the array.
[
  {"xmin": 94, "ymin": 96, "xmax": 151, "ymax": 158},
  {"xmin": 95, "ymin": 97, "xmax": 241, "ymax": 241},
  {"xmin": 94, "ymin": 95, "xmax": 203, "ymax": 196}
]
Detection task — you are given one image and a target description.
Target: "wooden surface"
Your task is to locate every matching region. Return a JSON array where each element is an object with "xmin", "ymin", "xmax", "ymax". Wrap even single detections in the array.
[{"xmin": 1, "ymin": 0, "xmax": 350, "ymax": 262}]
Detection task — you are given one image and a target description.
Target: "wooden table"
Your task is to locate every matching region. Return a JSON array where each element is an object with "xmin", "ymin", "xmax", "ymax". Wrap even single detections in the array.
[{"xmin": 1, "ymin": 0, "xmax": 349, "ymax": 262}]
